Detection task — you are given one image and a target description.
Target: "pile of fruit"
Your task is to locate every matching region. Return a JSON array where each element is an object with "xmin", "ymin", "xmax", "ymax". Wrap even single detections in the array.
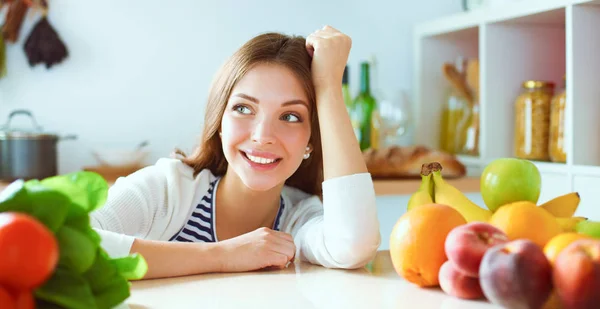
[
  {"xmin": 0, "ymin": 171, "xmax": 148, "ymax": 309},
  {"xmin": 390, "ymin": 158, "xmax": 600, "ymax": 309}
]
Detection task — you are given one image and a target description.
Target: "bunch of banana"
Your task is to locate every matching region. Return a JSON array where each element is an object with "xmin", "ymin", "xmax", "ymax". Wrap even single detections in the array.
[
  {"xmin": 539, "ymin": 192, "xmax": 600, "ymax": 238},
  {"xmin": 406, "ymin": 162, "xmax": 492, "ymax": 222},
  {"xmin": 406, "ymin": 164, "xmax": 433, "ymax": 212}
]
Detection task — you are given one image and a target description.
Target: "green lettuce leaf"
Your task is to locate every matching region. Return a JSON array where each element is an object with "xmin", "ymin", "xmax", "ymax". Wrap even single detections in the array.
[
  {"xmin": 35, "ymin": 267, "xmax": 97, "ymax": 309},
  {"xmin": 26, "ymin": 183, "xmax": 70, "ymax": 232},
  {"xmin": 110, "ymin": 253, "xmax": 148, "ymax": 281},
  {"xmin": 40, "ymin": 171, "xmax": 109, "ymax": 217},
  {"xmin": 56, "ymin": 225, "xmax": 98, "ymax": 274},
  {"xmin": 84, "ymin": 250, "xmax": 131, "ymax": 309},
  {"xmin": 0, "ymin": 179, "xmax": 33, "ymax": 213}
]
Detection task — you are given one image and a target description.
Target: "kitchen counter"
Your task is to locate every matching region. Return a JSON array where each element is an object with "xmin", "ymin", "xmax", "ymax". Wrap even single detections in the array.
[
  {"xmin": 119, "ymin": 250, "xmax": 499, "ymax": 309},
  {"xmin": 0, "ymin": 176, "xmax": 480, "ymax": 197}
]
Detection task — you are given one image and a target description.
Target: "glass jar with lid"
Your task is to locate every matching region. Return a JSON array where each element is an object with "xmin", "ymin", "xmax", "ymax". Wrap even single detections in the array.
[
  {"xmin": 514, "ymin": 80, "xmax": 555, "ymax": 161},
  {"xmin": 549, "ymin": 76, "xmax": 567, "ymax": 163}
]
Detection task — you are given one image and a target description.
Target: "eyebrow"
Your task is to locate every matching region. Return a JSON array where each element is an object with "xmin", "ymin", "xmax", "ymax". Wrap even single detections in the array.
[{"xmin": 233, "ymin": 93, "xmax": 309, "ymax": 109}]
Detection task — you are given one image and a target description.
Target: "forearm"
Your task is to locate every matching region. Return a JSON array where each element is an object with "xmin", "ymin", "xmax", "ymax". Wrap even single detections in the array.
[
  {"xmin": 130, "ymin": 238, "xmax": 224, "ymax": 279},
  {"xmin": 316, "ymin": 86, "xmax": 368, "ymax": 180}
]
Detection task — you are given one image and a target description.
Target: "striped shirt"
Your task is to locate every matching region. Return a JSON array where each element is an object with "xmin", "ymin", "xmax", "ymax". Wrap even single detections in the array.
[{"xmin": 168, "ymin": 177, "xmax": 285, "ymax": 243}]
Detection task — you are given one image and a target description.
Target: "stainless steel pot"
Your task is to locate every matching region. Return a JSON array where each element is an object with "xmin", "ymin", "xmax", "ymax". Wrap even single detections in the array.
[{"xmin": 0, "ymin": 109, "xmax": 76, "ymax": 181}]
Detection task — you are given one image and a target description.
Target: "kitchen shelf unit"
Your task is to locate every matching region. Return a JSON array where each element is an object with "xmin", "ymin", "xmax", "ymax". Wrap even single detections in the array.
[{"xmin": 413, "ymin": 0, "xmax": 600, "ymax": 220}]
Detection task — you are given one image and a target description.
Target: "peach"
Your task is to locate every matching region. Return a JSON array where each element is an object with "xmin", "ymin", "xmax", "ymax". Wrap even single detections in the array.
[
  {"xmin": 438, "ymin": 260, "xmax": 485, "ymax": 300},
  {"xmin": 553, "ymin": 239, "xmax": 600, "ymax": 309},
  {"xmin": 479, "ymin": 239, "xmax": 553, "ymax": 309},
  {"xmin": 445, "ymin": 222, "xmax": 509, "ymax": 277}
]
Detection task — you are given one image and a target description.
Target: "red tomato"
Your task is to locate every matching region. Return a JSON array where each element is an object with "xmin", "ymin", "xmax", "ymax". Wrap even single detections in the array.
[
  {"xmin": 8, "ymin": 288, "xmax": 34, "ymax": 309},
  {"xmin": 0, "ymin": 286, "xmax": 16, "ymax": 309},
  {"xmin": 0, "ymin": 212, "xmax": 59, "ymax": 290}
]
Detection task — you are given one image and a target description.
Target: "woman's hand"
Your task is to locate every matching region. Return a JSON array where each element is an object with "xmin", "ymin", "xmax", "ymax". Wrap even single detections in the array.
[
  {"xmin": 305, "ymin": 25, "xmax": 352, "ymax": 94},
  {"xmin": 218, "ymin": 227, "xmax": 296, "ymax": 272}
]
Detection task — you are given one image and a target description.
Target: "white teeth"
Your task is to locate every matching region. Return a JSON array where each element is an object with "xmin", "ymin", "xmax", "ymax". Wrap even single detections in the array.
[{"xmin": 246, "ymin": 153, "xmax": 277, "ymax": 164}]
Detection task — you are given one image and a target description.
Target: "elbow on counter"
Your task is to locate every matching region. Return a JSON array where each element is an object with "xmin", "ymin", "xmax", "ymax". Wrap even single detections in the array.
[{"xmin": 325, "ymin": 229, "xmax": 382, "ymax": 269}]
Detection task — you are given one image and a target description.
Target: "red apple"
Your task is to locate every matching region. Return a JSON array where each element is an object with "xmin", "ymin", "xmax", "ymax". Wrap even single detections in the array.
[
  {"xmin": 445, "ymin": 222, "xmax": 509, "ymax": 277},
  {"xmin": 479, "ymin": 239, "xmax": 553, "ymax": 309},
  {"xmin": 553, "ymin": 239, "xmax": 600, "ymax": 309},
  {"xmin": 439, "ymin": 260, "xmax": 485, "ymax": 300}
]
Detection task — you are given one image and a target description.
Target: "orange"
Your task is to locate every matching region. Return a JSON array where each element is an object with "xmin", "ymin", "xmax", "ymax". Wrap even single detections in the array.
[
  {"xmin": 543, "ymin": 232, "xmax": 592, "ymax": 265},
  {"xmin": 389, "ymin": 203, "xmax": 466, "ymax": 287},
  {"xmin": 488, "ymin": 201, "xmax": 562, "ymax": 248}
]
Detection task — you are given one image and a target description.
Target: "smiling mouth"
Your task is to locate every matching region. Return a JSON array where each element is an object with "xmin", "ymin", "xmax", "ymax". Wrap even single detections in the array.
[{"xmin": 240, "ymin": 151, "xmax": 282, "ymax": 165}]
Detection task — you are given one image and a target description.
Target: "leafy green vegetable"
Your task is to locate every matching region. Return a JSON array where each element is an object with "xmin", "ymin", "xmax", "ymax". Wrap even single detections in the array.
[
  {"xmin": 35, "ymin": 267, "xmax": 97, "ymax": 309},
  {"xmin": 39, "ymin": 171, "xmax": 109, "ymax": 217},
  {"xmin": 65, "ymin": 214, "xmax": 102, "ymax": 246},
  {"xmin": 110, "ymin": 253, "xmax": 148, "ymax": 281},
  {"xmin": 26, "ymin": 183, "xmax": 70, "ymax": 232},
  {"xmin": 0, "ymin": 171, "xmax": 148, "ymax": 309},
  {"xmin": 84, "ymin": 250, "xmax": 131, "ymax": 309},
  {"xmin": 56, "ymin": 225, "xmax": 98, "ymax": 274},
  {"xmin": 0, "ymin": 180, "xmax": 34, "ymax": 213}
]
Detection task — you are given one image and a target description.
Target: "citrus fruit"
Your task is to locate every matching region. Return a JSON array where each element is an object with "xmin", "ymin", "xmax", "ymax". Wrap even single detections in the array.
[
  {"xmin": 488, "ymin": 201, "xmax": 561, "ymax": 248},
  {"xmin": 389, "ymin": 203, "xmax": 466, "ymax": 287},
  {"xmin": 543, "ymin": 232, "xmax": 592, "ymax": 265}
]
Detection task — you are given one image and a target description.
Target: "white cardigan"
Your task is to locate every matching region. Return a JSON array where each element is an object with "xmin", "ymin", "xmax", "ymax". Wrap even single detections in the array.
[{"xmin": 90, "ymin": 158, "xmax": 381, "ymax": 269}]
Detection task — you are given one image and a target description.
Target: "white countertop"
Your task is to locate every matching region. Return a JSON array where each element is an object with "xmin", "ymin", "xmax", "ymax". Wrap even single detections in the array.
[{"xmin": 116, "ymin": 251, "xmax": 502, "ymax": 309}]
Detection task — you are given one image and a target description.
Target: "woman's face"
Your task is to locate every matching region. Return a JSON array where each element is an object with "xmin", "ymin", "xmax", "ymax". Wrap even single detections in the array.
[{"xmin": 220, "ymin": 63, "xmax": 312, "ymax": 191}]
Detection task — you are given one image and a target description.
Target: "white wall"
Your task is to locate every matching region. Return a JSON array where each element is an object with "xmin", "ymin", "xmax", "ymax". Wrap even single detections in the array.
[{"xmin": 0, "ymin": 0, "xmax": 461, "ymax": 173}]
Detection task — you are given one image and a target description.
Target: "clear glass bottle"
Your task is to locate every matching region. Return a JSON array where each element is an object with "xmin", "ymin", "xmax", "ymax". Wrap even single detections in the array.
[
  {"xmin": 514, "ymin": 80, "xmax": 555, "ymax": 161},
  {"xmin": 549, "ymin": 76, "xmax": 567, "ymax": 163}
]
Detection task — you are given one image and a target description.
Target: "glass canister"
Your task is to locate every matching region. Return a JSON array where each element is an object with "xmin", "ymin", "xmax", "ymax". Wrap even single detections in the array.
[
  {"xmin": 549, "ymin": 77, "xmax": 567, "ymax": 163},
  {"xmin": 514, "ymin": 80, "xmax": 555, "ymax": 161},
  {"xmin": 440, "ymin": 88, "xmax": 471, "ymax": 154}
]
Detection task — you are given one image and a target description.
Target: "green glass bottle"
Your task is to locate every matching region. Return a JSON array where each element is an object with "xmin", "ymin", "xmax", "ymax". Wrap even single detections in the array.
[
  {"xmin": 342, "ymin": 66, "xmax": 353, "ymax": 110},
  {"xmin": 354, "ymin": 61, "xmax": 377, "ymax": 151}
]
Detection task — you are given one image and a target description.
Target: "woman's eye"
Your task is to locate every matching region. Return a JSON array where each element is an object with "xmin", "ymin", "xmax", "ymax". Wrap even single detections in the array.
[
  {"xmin": 234, "ymin": 105, "xmax": 252, "ymax": 115},
  {"xmin": 281, "ymin": 113, "xmax": 301, "ymax": 122}
]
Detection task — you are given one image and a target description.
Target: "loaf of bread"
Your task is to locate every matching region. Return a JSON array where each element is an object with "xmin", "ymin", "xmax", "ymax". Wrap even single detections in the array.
[{"xmin": 363, "ymin": 145, "xmax": 467, "ymax": 179}]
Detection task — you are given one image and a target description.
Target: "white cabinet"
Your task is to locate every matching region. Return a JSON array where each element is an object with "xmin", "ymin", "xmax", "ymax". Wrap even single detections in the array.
[
  {"xmin": 538, "ymin": 172, "xmax": 571, "ymax": 204},
  {"xmin": 573, "ymin": 175, "xmax": 600, "ymax": 220},
  {"xmin": 414, "ymin": 0, "xmax": 600, "ymax": 220}
]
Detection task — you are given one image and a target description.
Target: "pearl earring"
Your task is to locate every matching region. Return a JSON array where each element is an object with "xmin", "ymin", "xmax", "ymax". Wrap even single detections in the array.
[{"xmin": 303, "ymin": 146, "xmax": 310, "ymax": 160}]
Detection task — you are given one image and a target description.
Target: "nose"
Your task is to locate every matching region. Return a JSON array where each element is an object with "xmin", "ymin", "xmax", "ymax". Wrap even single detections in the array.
[{"xmin": 251, "ymin": 118, "xmax": 277, "ymax": 145}]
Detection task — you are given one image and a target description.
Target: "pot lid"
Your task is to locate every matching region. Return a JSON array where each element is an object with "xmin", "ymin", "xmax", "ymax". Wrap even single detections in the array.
[{"xmin": 0, "ymin": 109, "xmax": 59, "ymax": 140}]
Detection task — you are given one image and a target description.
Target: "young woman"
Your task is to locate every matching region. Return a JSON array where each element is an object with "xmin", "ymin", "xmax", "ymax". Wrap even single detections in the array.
[{"xmin": 91, "ymin": 25, "xmax": 381, "ymax": 279}]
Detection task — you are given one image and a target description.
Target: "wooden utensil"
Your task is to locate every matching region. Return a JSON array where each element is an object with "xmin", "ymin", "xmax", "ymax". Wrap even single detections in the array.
[
  {"xmin": 443, "ymin": 63, "xmax": 474, "ymax": 105},
  {"xmin": 466, "ymin": 59, "xmax": 480, "ymax": 101}
]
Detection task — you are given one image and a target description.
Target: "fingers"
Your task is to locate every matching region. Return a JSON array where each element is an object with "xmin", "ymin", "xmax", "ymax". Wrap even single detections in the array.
[
  {"xmin": 265, "ymin": 252, "xmax": 290, "ymax": 268},
  {"xmin": 271, "ymin": 229, "xmax": 294, "ymax": 242},
  {"xmin": 306, "ymin": 24, "xmax": 342, "ymax": 56},
  {"xmin": 268, "ymin": 234, "xmax": 296, "ymax": 261}
]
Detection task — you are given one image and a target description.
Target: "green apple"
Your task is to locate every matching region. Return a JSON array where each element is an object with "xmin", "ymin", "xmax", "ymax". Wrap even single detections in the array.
[
  {"xmin": 575, "ymin": 220, "xmax": 600, "ymax": 239},
  {"xmin": 480, "ymin": 158, "xmax": 541, "ymax": 212}
]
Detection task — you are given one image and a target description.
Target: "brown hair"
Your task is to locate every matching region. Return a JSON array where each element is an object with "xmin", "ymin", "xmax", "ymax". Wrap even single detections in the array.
[{"xmin": 174, "ymin": 32, "xmax": 323, "ymax": 198}]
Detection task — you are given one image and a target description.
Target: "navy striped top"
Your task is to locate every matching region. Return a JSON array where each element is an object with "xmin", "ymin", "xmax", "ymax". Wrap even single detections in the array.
[{"xmin": 169, "ymin": 177, "xmax": 285, "ymax": 242}]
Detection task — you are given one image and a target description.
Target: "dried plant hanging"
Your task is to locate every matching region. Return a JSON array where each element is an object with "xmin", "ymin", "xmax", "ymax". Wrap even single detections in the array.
[
  {"xmin": 23, "ymin": 0, "xmax": 68, "ymax": 69},
  {"xmin": 2, "ymin": 0, "xmax": 28, "ymax": 43}
]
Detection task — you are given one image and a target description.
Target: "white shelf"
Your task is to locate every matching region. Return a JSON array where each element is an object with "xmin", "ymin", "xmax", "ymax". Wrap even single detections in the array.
[{"xmin": 413, "ymin": 0, "xmax": 600, "ymax": 219}]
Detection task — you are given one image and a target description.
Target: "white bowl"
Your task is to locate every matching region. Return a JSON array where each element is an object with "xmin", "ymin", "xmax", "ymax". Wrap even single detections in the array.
[{"xmin": 92, "ymin": 149, "xmax": 150, "ymax": 167}]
